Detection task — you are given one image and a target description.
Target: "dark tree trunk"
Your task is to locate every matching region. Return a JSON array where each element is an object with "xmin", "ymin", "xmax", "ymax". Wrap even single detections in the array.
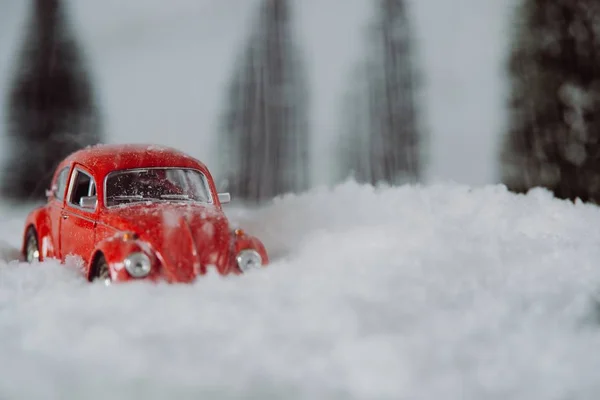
[{"xmin": 2, "ymin": 0, "xmax": 102, "ymax": 201}]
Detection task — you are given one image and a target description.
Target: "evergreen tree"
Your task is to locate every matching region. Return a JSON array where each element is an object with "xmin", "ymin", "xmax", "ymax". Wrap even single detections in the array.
[
  {"xmin": 1, "ymin": 0, "xmax": 102, "ymax": 201},
  {"xmin": 218, "ymin": 0, "xmax": 309, "ymax": 203},
  {"xmin": 501, "ymin": 0, "xmax": 600, "ymax": 202},
  {"xmin": 339, "ymin": 0, "xmax": 423, "ymax": 185}
]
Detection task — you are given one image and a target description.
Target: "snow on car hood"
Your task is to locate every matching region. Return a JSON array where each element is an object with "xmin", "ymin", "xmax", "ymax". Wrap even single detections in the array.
[{"xmin": 102, "ymin": 202, "xmax": 232, "ymax": 280}]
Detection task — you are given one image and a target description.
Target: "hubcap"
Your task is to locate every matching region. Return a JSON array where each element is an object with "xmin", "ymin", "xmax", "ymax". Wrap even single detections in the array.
[
  {"xmin": 97, "ymin": 259, "xmax": 111, "ymax": 285},
  {"xmin": 26, "ymin": 236, "xmax": 40, "ymax": 263}
]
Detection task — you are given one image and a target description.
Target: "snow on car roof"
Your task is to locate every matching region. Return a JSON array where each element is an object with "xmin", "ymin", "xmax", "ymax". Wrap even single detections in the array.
[{"xmin": 63, "ymin": 143, "xmax": 209, "ymax": 178}]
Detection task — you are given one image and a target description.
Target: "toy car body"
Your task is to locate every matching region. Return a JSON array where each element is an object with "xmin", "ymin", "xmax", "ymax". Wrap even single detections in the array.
[{"xmin": 22, "ymin": 144, "xmax": 269, "ymax": 283}]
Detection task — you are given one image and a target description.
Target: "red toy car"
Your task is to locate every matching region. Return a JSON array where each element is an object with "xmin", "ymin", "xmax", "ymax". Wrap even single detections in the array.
[{"xmin": 21, "ymin": 144, "xmax": 269, "ymax": 283}]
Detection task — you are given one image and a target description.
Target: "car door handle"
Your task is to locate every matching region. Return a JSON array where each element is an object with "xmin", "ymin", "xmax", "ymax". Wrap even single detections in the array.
[{"xmin": 62, "ymin": 214, "xmax": 69, "ymax": 220}]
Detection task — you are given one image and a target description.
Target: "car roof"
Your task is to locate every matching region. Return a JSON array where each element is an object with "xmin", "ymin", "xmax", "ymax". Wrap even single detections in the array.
[{"xmin": 63, "ymin": 143, "xmax": 209, "ymax": 178}]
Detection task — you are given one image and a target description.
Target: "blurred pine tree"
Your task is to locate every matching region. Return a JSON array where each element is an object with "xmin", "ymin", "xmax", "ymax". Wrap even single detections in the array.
[
  {"xmin": 218, "ymin": 0, "xmax": 309, "ymax": 203},
  {"xmin": 339, "ymin": 0, "xmax": 424, "ymax": 186},
  {"xmin": 1, "ymin": 0, "xmax": 102, "ymax": 201},
  {"xmin": 501, "ymin": 0, "xmax": 600, "ymax": 202}
]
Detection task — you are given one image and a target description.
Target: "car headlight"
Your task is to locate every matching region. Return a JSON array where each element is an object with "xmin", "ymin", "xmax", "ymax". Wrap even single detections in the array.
[
  {"xmin": 124, "ymin": 252, "xmax": 152, "ymax": 278},
  {"xmin": 236, "ymin": 249, "xmax": 262, "ymax": 272}
]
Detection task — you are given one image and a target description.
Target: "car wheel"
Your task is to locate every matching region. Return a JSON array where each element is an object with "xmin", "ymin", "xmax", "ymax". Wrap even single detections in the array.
[
  {"xmin": 93, "ymin": 254, "xmax": 112, "ymax": 285},
  {"xmin": 24, "ymin": 228, "xmax": 40, "ymax": 263}
]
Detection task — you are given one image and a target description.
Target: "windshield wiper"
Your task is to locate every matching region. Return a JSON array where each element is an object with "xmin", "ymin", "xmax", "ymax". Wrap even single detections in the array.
[
  {"xmin": 160, "ymin": 194, "xmax": 191, "ymax": 200},
  {"xmin": 110, "ymin": 195, "xmax": 145, "ymax": 201}
]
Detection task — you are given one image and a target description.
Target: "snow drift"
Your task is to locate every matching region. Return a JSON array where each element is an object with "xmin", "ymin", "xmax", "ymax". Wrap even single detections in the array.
[{"xmin": 2, "ymin": 182, "xmax": 600, "ymax": 399}]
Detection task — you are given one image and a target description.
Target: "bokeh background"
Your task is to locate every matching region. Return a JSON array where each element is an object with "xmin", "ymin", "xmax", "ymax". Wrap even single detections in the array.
[{"xmin": 0, "ymin": 0, "xmax": 553, "ymax": 203}]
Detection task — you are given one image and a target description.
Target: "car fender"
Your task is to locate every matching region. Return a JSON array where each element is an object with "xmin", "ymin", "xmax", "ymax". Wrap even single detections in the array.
[
  {"xmin": 230, "ymin": 229, "xmax": 269, "ymax": 269},
  {"xmin": 23, "ymin": 206, "xmax": 55, "ymax": 261},
  {"xmin": 88, "ymin": 234, "xmax": 157, "ymax": 281}
]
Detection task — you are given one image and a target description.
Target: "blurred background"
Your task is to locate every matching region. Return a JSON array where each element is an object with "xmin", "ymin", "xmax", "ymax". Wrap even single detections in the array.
[{"xmin": 6, "ymin": 0, "xmax": 591, "ymax": 206}]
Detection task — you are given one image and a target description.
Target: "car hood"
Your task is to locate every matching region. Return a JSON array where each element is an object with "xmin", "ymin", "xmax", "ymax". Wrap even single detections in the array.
[{"xmin": 102, "ymin": 202, "xmax": 233, "ymax": 281}]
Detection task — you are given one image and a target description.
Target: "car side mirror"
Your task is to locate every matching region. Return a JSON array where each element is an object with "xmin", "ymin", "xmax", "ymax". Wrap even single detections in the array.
[
  {"xmin": 218, "ymin": 192, "xmax": 231, "ymax": 204},
  {"xmin": 80, "ymin": 195, "xmax": 97, "ymax": 209},
  {"xmin": 45, "ymin": 185, "xmax": 57, "ymax": 198}
]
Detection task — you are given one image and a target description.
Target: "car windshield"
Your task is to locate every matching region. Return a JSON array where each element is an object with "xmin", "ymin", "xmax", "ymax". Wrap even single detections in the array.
[{"xmin": 105, "ymin": 168, "xmax": 213, "ymax": 207}]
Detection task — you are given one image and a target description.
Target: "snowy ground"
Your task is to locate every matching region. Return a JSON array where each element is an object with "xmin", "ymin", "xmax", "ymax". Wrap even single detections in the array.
[{"xmin": 2, "ymin": 182, "xmax": 600, "ymax": 399}]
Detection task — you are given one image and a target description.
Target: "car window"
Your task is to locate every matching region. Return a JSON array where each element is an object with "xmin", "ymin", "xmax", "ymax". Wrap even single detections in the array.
[
  {"xmin": 54, "ymin": 166, "xmax": 70, "ymax": 201},
  {"xmin": 68, "ymin": 169, "xmax": 96, "ymax": 209},
  {"xmin": 105, "ymin": 168, "xmax": 213, "ymax": 207}
]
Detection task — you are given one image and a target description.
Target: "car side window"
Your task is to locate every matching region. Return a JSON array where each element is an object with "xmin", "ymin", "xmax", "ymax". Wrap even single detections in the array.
[
  {"xmin": 68, "ymin": 169, "xmax": 96, "ymax": 209},
  {"xmin": 54, "ymin": 167, "xmax": 70, "ymax": 201}
]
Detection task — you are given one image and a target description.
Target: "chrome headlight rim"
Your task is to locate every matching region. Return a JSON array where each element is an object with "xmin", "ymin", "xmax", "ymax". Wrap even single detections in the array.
[
  {"xmin": 236, "ymin": 249, "xmax": 263, "ymax": 273},
  {"xmin": 124, "ymin": 252, "xmax": 152, "ymax": 278}
]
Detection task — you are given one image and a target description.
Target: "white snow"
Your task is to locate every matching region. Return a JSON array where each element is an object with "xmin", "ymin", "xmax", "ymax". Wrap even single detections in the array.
[{"xmin": 2, "ymin": 182, "xmax": 600, "ymax": 399}]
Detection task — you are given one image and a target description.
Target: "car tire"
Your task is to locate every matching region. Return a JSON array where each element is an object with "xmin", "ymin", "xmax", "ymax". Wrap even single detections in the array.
[
  {"xmin": 93, "ymin": 253, "xmax": 112, "ymax": 285},
  {"xmin": 24, "ymin": 227, "xmax": 40, "ymax": 263}
]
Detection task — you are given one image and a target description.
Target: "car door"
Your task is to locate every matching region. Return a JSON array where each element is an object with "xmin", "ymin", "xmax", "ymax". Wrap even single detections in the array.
[
  {"xmin": 45, "ymin": 165, "xmax": 71, "ymax": 258},
  {"xmin": 60, "ymin": 166, "xmax": 98, "ymax": 264}
]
